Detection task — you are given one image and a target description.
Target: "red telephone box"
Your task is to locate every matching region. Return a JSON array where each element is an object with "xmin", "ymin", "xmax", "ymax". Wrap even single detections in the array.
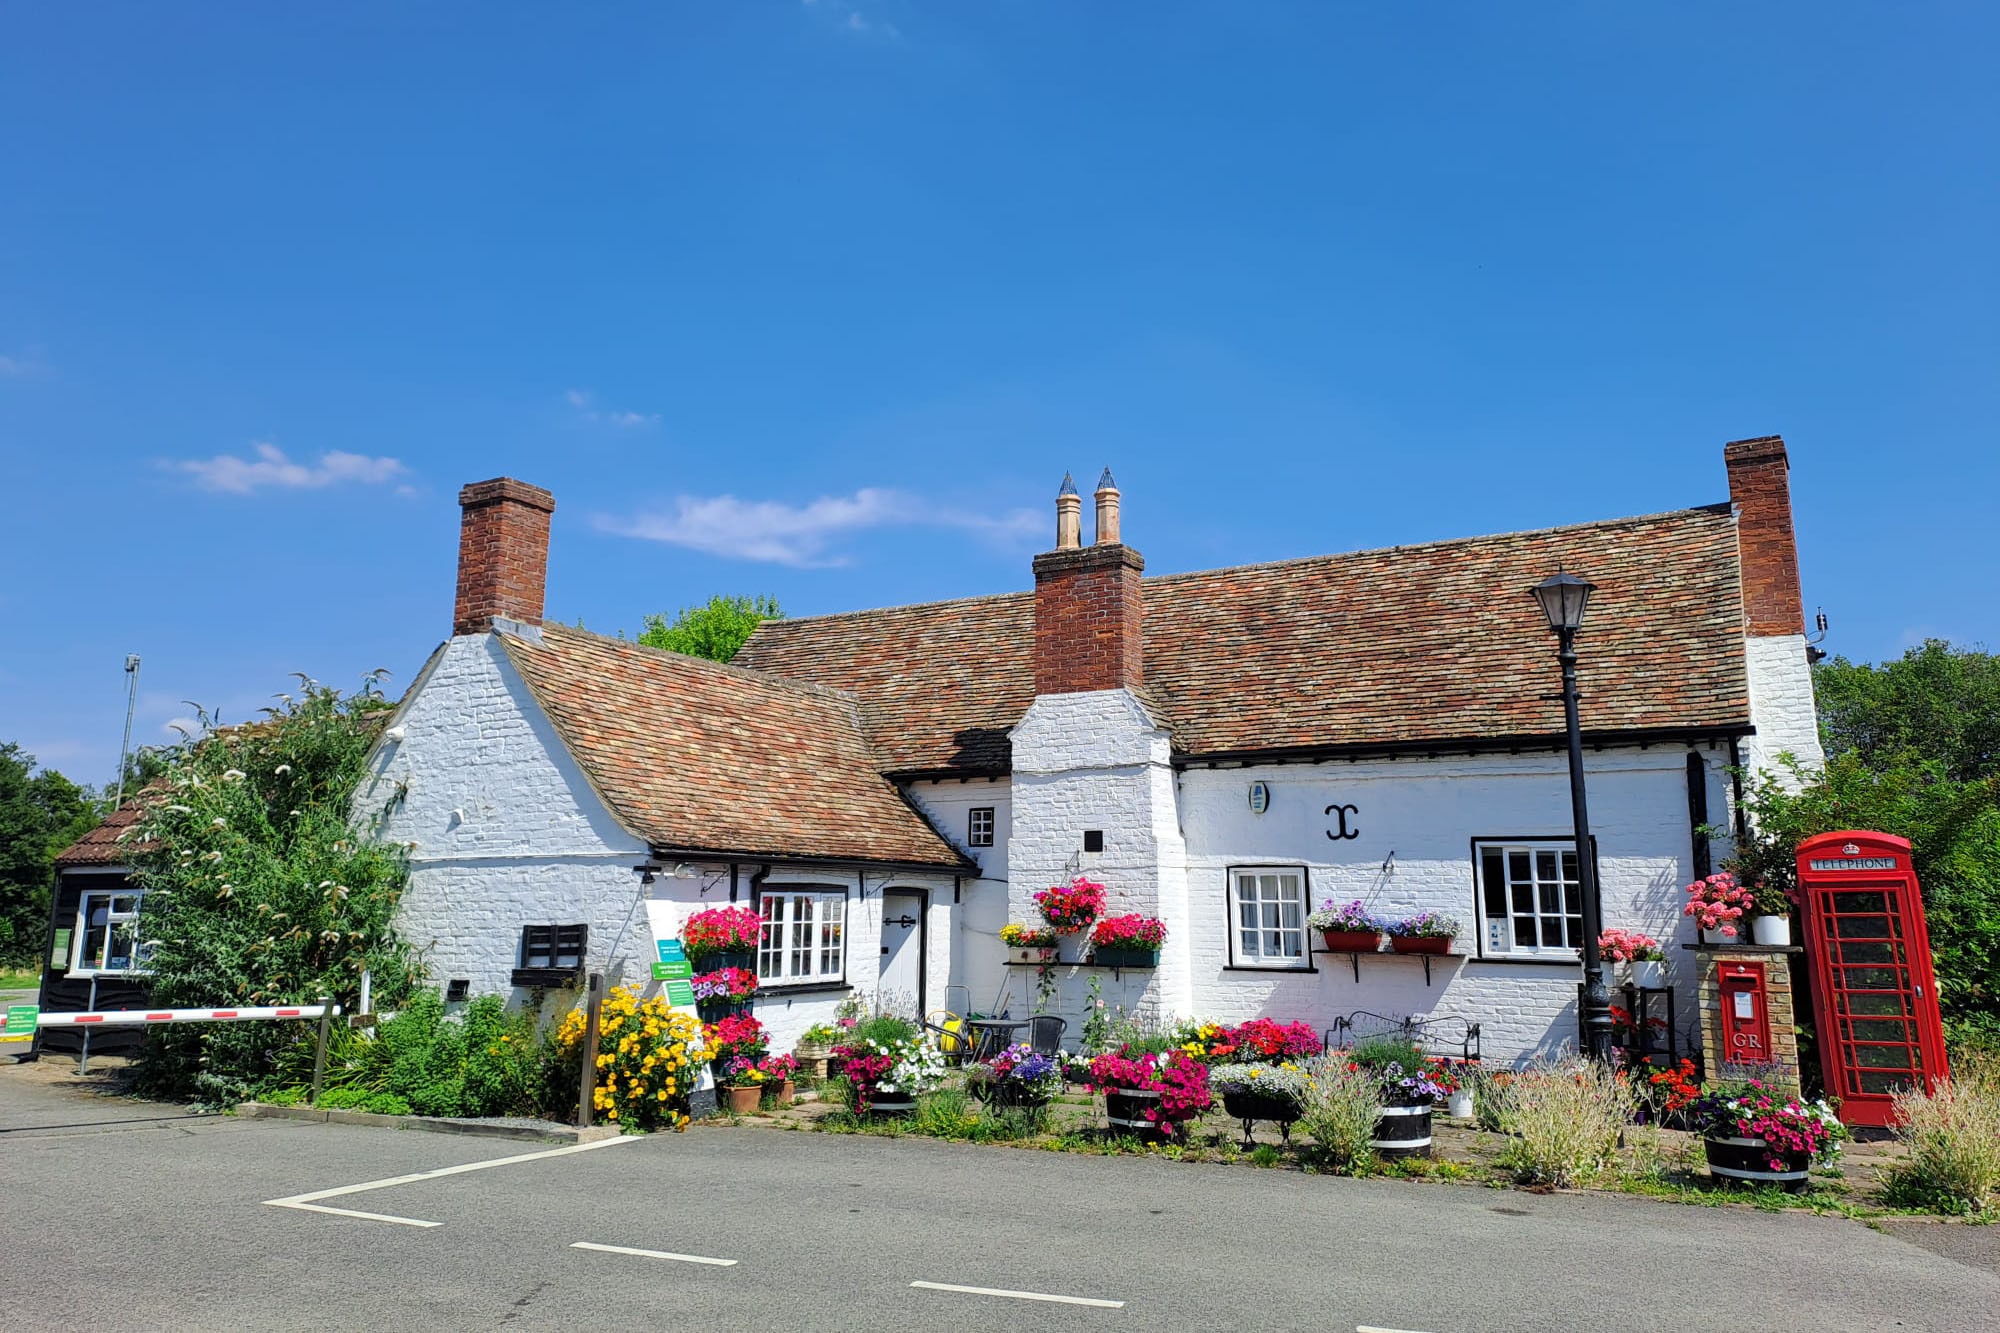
[{"xmin": 1796, "ymin": 830, "xmax": 1950, "ymax": 1128}]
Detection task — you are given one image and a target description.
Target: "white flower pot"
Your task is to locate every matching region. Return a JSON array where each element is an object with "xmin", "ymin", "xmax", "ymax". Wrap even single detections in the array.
[
  {"xmin": 1698, "ymin": 926, "xmax": 1741, "ymax": 946},
  {"xmin": 1631, "ymin": 960, "xmax": 1666, "ymax": 989},
  {"xmin": 1752, "ymin": 916, "xmax": 1792, "ymax": 947},
  {"xmin": 1447, "ymin": 1089, "xmax": 1475, "ymax": 1120}
]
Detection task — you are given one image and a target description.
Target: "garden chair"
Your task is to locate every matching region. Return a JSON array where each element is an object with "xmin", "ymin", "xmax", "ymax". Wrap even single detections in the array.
[
  {"xmin": 922, "ymin": 1009, "xmax": 971, "ymax": 1065},
  {"xmin": 1025, "ymin": 1014, "xmax": 1066, "ymax": 1057}
]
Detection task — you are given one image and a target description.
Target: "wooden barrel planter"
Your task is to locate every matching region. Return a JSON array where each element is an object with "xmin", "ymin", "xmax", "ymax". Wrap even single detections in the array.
[
  {"xmin": 1704, "ymin": 1136, "xmax": 1812, "ymax": 1192},
  {"xmin": 1104, "ymin": 1087, "xmax": 1163, "ymax": 1137},
  {"xmin": 981, "ymin": 1081, "xmax": 1052, "ymax": 1110},
  {"xmin": 863, "ymin": 1088, "xmax": 916, "ymax": 1116},
  {"xmin": 1220, "ymin": 1089, "xmax": 1300, "ymax": 1145},
  {"xmin": 1371, "ymin": 1094, "xmax": 1434, "ymax": 1159}
]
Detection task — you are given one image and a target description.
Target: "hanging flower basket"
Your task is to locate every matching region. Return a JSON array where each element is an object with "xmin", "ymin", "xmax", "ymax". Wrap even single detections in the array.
[
  {"xmin": 684, "ymin": 906, "xmax": 762, "ymax": 970},
  {"xmin": 1034, "ymin": 877, "xmax": 1107, "ymax": 934}
]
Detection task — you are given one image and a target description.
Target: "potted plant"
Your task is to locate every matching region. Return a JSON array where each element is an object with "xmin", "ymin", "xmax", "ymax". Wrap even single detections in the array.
[
  {"xmin": 795, "ymin": 1022, "xmax": 839, "ymax": 1075},
  {"xmin": 834, "ymin": 1021, "xmax": 944, "ymax": 1115},
  {"xmin": 1690, "ymin": 1077, "xmax": 1844, "ymax": 1192},
  {"xmin": 1307, "ymin": 899, "xmax": 1383, "ymax": 953},
  {"xmin": 703, "ymin": 1012, "xmax": 769, "ymax": 1092},
  {"xmin": 1211, "ymin": 1062, "xmax": 1311, "ymax": 1145},
  {"xmin": 1598, "ymin": 929, "xmax": 1667, "ymax": 988},
  {"xmin": 1431, "ymin": 1058, "xmax": 1477, "ymax": 1119},
  {"xmin": 1747, "ymin": 878, "xmax": 1794, "ymax": 947},
  {"xmin": 1683, "ymin": 871, "xmax": 1751, "ymax": 944},
  {"xmin": 1000, "ymin": 921, "xmax": 1059, "ymax": 964},
  {"xmin": 1086, "ymin": 1047, "xmax": 1211, "ymax": 1141},
  {"xmin": 718, "ymin": 1056, "xmax": 770, "ymax": 1115},
  {"xmin": 1385, "ymin": 911, "xmax": 1459, "ymax": 956},
  {"xmin": 1347, "ymin": 1036, "xmax": 1444, "ymax": 1159},
  {"xmin": 1034, "ymin": 875, "xmax": 1107, "ymax": 937},
  {"xmin": 967, "ymin": 1042, "xmax": 1064, "ymax": 1110},
  {"xmin": 1090, "ymin": 914, "xmax": 1166, "ymax": 968},
  {"xmin": 759, "ymin": 1053, "xmax": 799, "ymax": 1108},
  {"xmin": 684, "ymin": 905, "xmax": 762, "ymax": 971},
  {"xmin": 1222, "ymin": 1018, "xmax": 1323, "ymax": 1063},
  {"xmin": 690, "ymin": 966, "xmax": 759, "ymax": 1022}
]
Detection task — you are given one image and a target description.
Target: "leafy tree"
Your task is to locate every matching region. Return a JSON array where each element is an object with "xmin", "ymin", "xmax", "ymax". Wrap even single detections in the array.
[
  {"xmin": 0, "ymin": 744, "xmax": 98, "ymax": 964},
  {"xmin": 637, "ymin": 595, "xmax": 783, "ymax": 663},
  {"xmin": 128, "ymin": 677, "xmax": 420, "ymax": 1103},
  {"xmin": 1815, "ymin": 640, "xmax": 2000, "ymax": 783}
]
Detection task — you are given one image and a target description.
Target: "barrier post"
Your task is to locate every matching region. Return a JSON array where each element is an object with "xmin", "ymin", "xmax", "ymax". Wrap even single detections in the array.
[
  {"xmin": 310, "ymin": 996, "xmax": 332, "ymax": 1106},
  {"xmin": 577, "ymin": 972, "xmax": 604, "ymax": 1128}
]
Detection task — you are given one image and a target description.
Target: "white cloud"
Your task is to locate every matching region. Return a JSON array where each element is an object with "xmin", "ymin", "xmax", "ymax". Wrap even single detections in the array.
[
  {"xmin": 567, "ymin": 389, "xmax": 659, "ymax": 430},
  {"xmin": 168, "ymin": 441, "xmax": 409, "ymax": 495},
  {"xmin": 0, "ymin": 350, "xmax": 47, "ymax": 377},
  {"xmin": 595, "ymin": 487, "xmax": 1042, "ymax": 567}
]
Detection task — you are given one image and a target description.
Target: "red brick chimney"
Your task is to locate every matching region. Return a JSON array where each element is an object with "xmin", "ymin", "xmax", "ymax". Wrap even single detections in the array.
[
  {"xmin": 454, "ymin": 478, "xmax": 556, "ymax": 635},
  {"xmin": 1724, "ymin": 436, "xmax": 1805, "ymax": 637},
  {"xmin": 1033, "ymin": 468, "xmax": 1144, "ymax": 694}
]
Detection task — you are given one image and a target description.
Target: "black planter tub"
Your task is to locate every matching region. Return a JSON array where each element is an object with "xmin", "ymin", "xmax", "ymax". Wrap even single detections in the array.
[
  {"xmin": 1220, "ymin": 1088, "xmax": 1301, "ymax": 1145},
  {"xmin": 1704, "ymin": 1136, "xmax": 1811, "ymax": 1192},
  {"xmin": 1371, "ymin": 1094, "xmax": 1434, "ymax": 1159}
]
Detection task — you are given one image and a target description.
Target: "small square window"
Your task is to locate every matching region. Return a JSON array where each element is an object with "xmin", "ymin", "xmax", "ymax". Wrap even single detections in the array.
[
  {"xmin": 513, "ymin": 923, "xmax": 588, "ymax": 986},
  {"xmin": 1083, "ymin": 830, "xmax": 1104, "ymax": 854},
  {"xmin": 968, "ymin": 807, "xmax": 995, "ymax": 848}
]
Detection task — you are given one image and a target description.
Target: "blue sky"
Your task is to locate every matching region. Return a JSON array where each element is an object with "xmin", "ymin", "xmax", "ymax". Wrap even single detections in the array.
[{"xmin": 3, "ymin": 2, "xmax": 1994, "ymax": 786}]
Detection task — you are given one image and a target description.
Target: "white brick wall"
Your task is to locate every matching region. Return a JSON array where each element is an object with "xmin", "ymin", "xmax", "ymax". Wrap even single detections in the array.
[
  {"xmin": 358, "ymin": 632, "xmax": 958, "ymax": 1053},
  {"xmin": 1743, "ymin": 634, "xmax": 1826, "ymax": 790},
  {"xmin": 903, "ymin": 778, "xmax": 1011, "ymax": 1015}
]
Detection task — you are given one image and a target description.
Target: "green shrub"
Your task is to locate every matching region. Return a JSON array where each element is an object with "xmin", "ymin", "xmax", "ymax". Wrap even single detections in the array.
[
  {"xmin": 1299, "ymin": 1059, "xmax": 1379, "ymax": 1172},
  {"xmin": 461, "ymin": 995, "xmax": 542, "ymax": 1117},
  {"xmin": 1497, "ymin": 1060, "xmax": 1625, "ymax": 1187},
  {"xmin": 912, "ymin": 1087, "xmax": 978, "ymax": 1138},
  {"xmin": 1885, "ymin": 1058, "xmax": 2000, "ymax": 1214},
  {"xmin": 846, "ymin": 1014, "xmax": 918, "ymax": 1048},
  {"xmin": 1347, "ymin": 1036, "xmax": 1427, "ymax": 1073}
]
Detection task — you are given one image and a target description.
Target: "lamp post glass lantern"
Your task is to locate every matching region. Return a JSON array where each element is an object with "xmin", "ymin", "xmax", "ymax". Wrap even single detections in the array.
[{"xmin": 1530, "ymin": 570, "xmax": 1615, "ymax": 1064}]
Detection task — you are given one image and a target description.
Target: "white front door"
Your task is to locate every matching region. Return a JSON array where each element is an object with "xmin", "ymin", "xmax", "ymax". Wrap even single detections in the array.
[{"xmin": 878, "ymin": 892, "xmax": 925, "ymax": 1015}]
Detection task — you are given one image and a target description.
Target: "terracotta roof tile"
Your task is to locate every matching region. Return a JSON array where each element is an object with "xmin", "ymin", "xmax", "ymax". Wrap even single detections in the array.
[
  {"xmin": 735, "ymin": 505, "xmax": 1751, "ymax": 772},
  {"xmin": 53, "ymin": 792, "xmax": 151, "ymax": 868},
  {"xmin": 499, "ymin": 625, "xmax": 969, "ymax": 868}
]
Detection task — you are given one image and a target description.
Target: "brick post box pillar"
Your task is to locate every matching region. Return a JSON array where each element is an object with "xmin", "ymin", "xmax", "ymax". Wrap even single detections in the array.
[{"xmin": 1690, "ymin": 942, "xmax": 1804, "ymax": 1097}]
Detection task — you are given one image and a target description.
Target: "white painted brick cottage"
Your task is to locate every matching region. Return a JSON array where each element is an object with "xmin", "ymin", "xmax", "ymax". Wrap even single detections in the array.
[{"xmin": 365, "ymin": 439, "xmax": 1823, "ymax": 1064}]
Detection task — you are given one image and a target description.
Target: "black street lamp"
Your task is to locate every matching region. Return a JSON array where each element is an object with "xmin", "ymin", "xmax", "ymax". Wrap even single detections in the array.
[{"xmin": 1531, "ymin": 570, "xmax": 1615, "ymax": 1064}]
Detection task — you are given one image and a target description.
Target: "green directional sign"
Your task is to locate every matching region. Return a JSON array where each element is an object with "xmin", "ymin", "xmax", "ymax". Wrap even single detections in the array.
[
  {"xmin": 664, "ymin": 980, "xmax": 696, "ymax": 1008},
  {"xmin": 650, "ymin": 960, "xmax": 693, "ymax": 981}
]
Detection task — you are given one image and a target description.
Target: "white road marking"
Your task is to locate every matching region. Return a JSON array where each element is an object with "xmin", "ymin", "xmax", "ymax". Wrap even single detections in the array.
[
  {"xmin": 262, "ymin": 1132, "xmax": 640, "ymax": 1225},
  {"xmin": 570, "ymin": 1241, "xmax": 737, "ymax": 1267},
  {"xmin": 1357, "ymin": 1325, "xmax": 1436, "ymax": 1332},
  {"xmin": 275, "ymin": 1202, "xmax": 442, "ymax": 1228},
  {"xmin": 911, "ymin": 1281, "xmax": 1124, "ymax": 1309}
]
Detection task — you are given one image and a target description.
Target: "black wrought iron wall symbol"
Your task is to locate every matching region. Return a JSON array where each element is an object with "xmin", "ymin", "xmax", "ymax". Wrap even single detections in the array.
[{"xmin": 1325, "ymin": 804, "xmax": 1360, "ymax": 841}]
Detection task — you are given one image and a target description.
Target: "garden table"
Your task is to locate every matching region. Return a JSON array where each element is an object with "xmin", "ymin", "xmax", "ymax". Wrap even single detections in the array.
[{"xmin": 963, "ymin": 1016, "xmax": 1029, "ymax": 1062}]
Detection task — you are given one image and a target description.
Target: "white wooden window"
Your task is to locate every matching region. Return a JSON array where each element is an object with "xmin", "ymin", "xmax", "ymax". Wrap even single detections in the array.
[
  {"xmin": 1229, "ymin": 868, "xmax": 1308, "ymax": 968},
  {"xmin": 968, "ymin": 807, "xmax": 995, "ymax": 848},
  {"xmin": 72, "ymin": 890, "xmax": 147, "ymax": 975},
  {"xmin": 757, "ymin": 891, "xmax": 846, "ymax": 985},
  {"xmin": 1476, "ymin": 841, "xmax": 1583, "ymax": 957}
]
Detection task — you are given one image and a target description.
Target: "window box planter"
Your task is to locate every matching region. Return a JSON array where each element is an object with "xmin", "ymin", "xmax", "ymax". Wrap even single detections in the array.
[
  {"xmin": 1103, "ymin": 1087, "xmax": 1163, "ymax": 1136},
  {"xmin": 1092, "ymin": 946, "xmax": 1160, "ymax": 969},
  {"xmin": 1371, "ymin": 1091, "xmax": 1434, "ymax": 1159},
  {"xmin": 1320, "ymin": 929, "xmax": 1382, "ymax": 953},
  {"xmin": 690, "ymin": 947, "xmax": 757, "ymax": 973},
  {"xmin": 1388, "ymin": 936, "xmax": 1453, "ymax": 956},
  {"xmin": 1704, "ymin": 1135, "xmax": 1811, "ymax": 1192},
  {"xmin": 724, "ymin": 1084, "xmax": 764, "ymax": 1115},
  {"xmin": 1007, "ymin": 945, "xmax": 1058, "ymax": 965},
  {"xmin": 696, "ymin": 997, "xmax": 754, "ymax": 1023}
]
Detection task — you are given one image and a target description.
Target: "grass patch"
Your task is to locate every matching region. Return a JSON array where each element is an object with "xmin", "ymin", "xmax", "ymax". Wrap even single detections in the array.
[{"xmin": 0, "ymin": 968, "xmax": 41, "ymax": 991}]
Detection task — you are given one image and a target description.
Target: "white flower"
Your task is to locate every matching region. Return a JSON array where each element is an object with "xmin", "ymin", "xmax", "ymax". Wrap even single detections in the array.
[
  {"xmin": 274, "ymin": 764, "xmax": 293, "ymax": 776},
  {"xmin": 209, "ymin": 817, "xmax": 227, "ymax": 828},
  {"xmin": 221, "ymin": 769, "xmax": 246, "ymax": 782},
  {"xmin": 166, "ymin": 804, "xmax": 193, "ymax": 815},
  {"xmin": 202, "ymin": 850, "xmax": 222, "ymax": 863}
]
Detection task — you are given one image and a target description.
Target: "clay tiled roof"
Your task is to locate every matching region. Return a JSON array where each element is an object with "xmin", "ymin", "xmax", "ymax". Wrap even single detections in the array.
[
  {"xmin": 499, "ymin": 624, "xmax": 969, "ymax": 869},
  {"xmin": 53, "ymin": 792, "xmax": 152, "ymax": 868},
  {"xmin": 735, "ymin": 505, "xmax": 1751, "ymax": 773}
]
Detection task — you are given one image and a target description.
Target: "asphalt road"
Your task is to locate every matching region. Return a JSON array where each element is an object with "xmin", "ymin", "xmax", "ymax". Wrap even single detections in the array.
[{"xmin": 3, "ymin": 1068, "xmax": 1996, "ymax": 1333}]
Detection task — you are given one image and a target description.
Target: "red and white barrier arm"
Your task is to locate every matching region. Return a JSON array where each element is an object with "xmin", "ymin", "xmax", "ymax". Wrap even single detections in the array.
[{"xmin": 35, "ymin": 1004, "xmax": 341, "ymax": 1028}]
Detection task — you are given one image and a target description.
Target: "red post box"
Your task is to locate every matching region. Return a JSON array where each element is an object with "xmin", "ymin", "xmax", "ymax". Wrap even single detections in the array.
[
  {"xmin": 1796, "ymin": 830, "xmax": 1950, "ymax": 1128},
  {"xmin": 1717, "ymin": 961, "xmax": 1774, "ymax": 1065}
]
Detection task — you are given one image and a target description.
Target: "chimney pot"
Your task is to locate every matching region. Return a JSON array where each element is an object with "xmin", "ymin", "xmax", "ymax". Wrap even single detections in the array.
[
  {"xmin": 1093, "ymin": 467, "xmax": 1121, "ymax": 546},
  {"xmin": 1054, "ymin": 472, "xmax": 1082, "ymax": 551},
  {"xmin": 454, "ymin": 477, "xmax": 555, "ymax": 636}
]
